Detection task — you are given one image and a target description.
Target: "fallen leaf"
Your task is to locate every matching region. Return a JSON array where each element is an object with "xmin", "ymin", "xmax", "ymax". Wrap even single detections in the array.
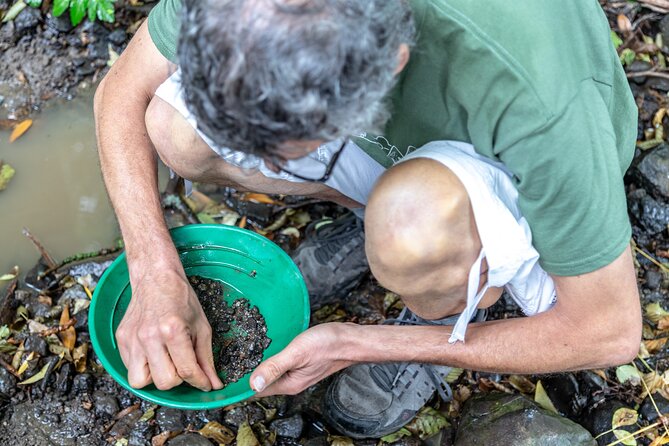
[
  {"xmin": 329, "ymin": 436, "xmax": 354, "ymax": 446},
  {"xmin": 59, "ymin": 306, "xmax": 76, "ymax": 351},
  {"xmin": 107, "ymin": 44, "xmax": 119, "ymax": 66},
  {"xmin": 1, "ymin": 0, "xmax": 26, "ymax": 23},
  {"xmin": 534, "ymin": 380, "xmax": 558, "ymax": 414},
  {"xmin": 9, "ymin": 119, "xmax": 33, "ymax": 143},
  {"xmin": 617, "ymin": 365, "xmax": 642, "ymax": 386},
  {"xmin": 28, "ymin": 320, "xmax": 49, "ymax": 333},
  {"xmin": 645, "ymin": 338, "xmax": 669, "ymax": 353},
  {"xmin": 403, "ymin": 406, "xmax": 450, "ymax": 440},
  {"xmin": 0, "ymin": 266, "xmax": 18, "ymax": 281},
  {"xmin": 17, "ymin": 351, "xmax": 35, "ymax": 376},
  {"xmin": 73, "ymin": 298, "xmax": 90, "ymax": 315},
  {"xmin": 380, "ymin": 427, "xmax": 412, "ymax": 443},
  {"xmin": 0, "ymin": 326, "xmax": 9, "ymax": 340},
  {"xmin": 618, "ymin": 13, "xmax": 633, "ymax": 33},
  {"xmin": 18, "ymin": 362, "xmax": 49, "ymax": 385},
  {"xmin": 0, "ymin": 163, "xmax": 16, "ymax": 191},
  {"xmin": 114, "ymin": 439, "xmax": 128, "ymax": 446},
  {"xmin": 199, "ymin": 421, "xmax": 235, "ymax": 445},
  {"xmin": 659, "ymin": 317, "xmax": 669, "ymax": 331},
  {"xmin": 612, "ymin": 407, "xmax": 639, "ymax": 429},
  {"xmin": 243, "ymin": 193, "xmax": 279, "ymax": 205},
  {"xmin": 613, "ymin": 429, "xmax": 637, "ymax": 446},
  {"xmin": 138, "ymin": 405, "xmax": 158, "ymax": 422},
  {"xmin": 650, "ymin": 434, "xmax": 669, "ymax": 445},
  {"xmin": 238, "ymin": 215, "xmax": 247, "ymax": 228},
  {"xmin": 646, "ymin": 303, "xmax": 669, "ymax": 324},
  {"xmin": 507, "ymin": 375, "xmax": 536, "ymax": 394},
  {"xmin": 151, "ymin": 430, "xmax": 178, "ymax": 446},
  {"xmin": 445, "ymin": 368, "xmax": 463, "ymax": 384},
  {"xmin": 280, "ymin": 227, "xmax": 300, "ymax": 238},
  {"xmin": 73, "ymin": 343, "xmax": 88, "ymax": 373},
  {"xmin": 237, "ymin": 422, "xmax": 260, "ymax": 446}
]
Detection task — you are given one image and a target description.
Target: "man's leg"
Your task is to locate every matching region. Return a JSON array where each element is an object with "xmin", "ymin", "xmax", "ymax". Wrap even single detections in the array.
[{"xmin": 323, "ymin": 158, "xmax": 502, "ymax": 438}]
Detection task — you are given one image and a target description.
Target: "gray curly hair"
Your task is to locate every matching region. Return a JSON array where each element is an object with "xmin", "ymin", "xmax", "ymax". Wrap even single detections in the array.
[{"xmin": 178, "ymin": 0, "xmax": 415, "ymax": 155}]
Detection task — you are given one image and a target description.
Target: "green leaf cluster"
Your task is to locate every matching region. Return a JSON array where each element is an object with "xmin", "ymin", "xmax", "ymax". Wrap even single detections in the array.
[{"xmin": 23, "ymin": 0, "xmax": 115, "ymax": 27}]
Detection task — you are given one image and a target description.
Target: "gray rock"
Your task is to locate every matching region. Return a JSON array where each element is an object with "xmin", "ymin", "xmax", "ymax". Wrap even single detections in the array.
[
  {"xmin": 224, "ymin": 404, "xmax": 265, "ymax": 427},
  {"xmin": 454, "ymin": 393, "xmax": 596, "ymax": 446},
  {"xmin": 93, "ymin": 391, "xmax": 119, "ymax": 417},
  {"xmin": 55, "ymin": 362, "xmax": 73, "ymax": 395},
  {"xmin": 108, "ymin": 28, "xmax": 127, "ymax": 45},
  {"xmin": 661, "ymin": 14, "xmax": 669, "ymax": 50},
  {"xmin": 14, "ymin": 7, "xmax": 41, "ymax": 35},
  {"xmin": 0, "ymin": 366, "xmax": 17, "ymax": 398},
  {"xmin": 542, "ymin": 374, "xmax": 585, "ymax": 418},
  {"xmin": 627, "ymin": 189, "xmax": 669, "ymax": 234},
  {"xmin": 45, "ymin": 12, "xmax": 73, "ymax": 33},
  {"xmin": 24, "ymin": 334, "xmax": 49, "ymax": 357},
  {"xmin": 72, "ymin": 373, "xmax": 93, "ymax": 394},
  {"xmin": 156, "ymin": 407, "xmax": 186, "ymax": 433},
  {"xmin": 637, "ymin": 145, "xmax": 669, "ymax": 198},
  {"xmin": 640, "ymin": 393, "xmax": 669, "ymax": 422},
  {"xmin": 167, "ymin": 433, "xmax": 214, "ymax": 446},
  {"xmin": 580, "ymin": 400, "xmax": 633, "ymax": 446},
  {"xmin": 646, "ymin": 270, "xmax": 664, "ymax": 290},
  {"xmin": 270, "ymin": 414, "xmax": 304, "ymax": 438}
]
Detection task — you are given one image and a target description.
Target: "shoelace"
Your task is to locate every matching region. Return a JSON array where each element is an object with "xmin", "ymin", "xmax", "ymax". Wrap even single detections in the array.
[
  {"xmin": 370, "ymin": 307, "xmax": 458, "ymax": 401},
  {"xmin": 309, "ymin": 213, "xmax": 363, "ymax": 263}
]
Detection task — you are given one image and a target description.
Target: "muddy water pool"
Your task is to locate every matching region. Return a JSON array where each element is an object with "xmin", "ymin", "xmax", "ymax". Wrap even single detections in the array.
[{"xmin": 0, "ymin": 89, "xmax": 120, "ymax": 276}]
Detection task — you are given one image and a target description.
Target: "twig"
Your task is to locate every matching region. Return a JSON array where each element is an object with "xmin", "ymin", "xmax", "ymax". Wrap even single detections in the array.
[
  {"xmin": 21, "ymin": 228, "xmax": 57, "ymax": 269},
  {"xmin": 627, "ymin": 71, "xmax": 669, "ymax": 81},
  {"xmin": 37, "ymin": 318, "xmax": 76, "ymax": 337},
  {"xmin": 0, "ymin": 356, "xmax": 20, "ymax": 379}
]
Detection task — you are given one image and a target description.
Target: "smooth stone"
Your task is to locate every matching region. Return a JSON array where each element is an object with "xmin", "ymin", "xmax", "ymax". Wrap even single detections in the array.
[
  {"xmin": 454, "ymin": 392, "xmax": 596, "ymax": 446},
  {"xmin": 542, "ymin": 374, "xmax": 585, "ymax": 418},
  {"xmin": 224, "ymin": 404, "xmax": 265, "ymax": 427},
  {"xmin": 640, "ymin": 393, "xmax": 669, "ymax": 422},
  {"xmin": 580, "ymin": 400, "xmax": 633, "ymax": 446},
  {"xmin": 108, "ymin": 28, "xmax": 127, "ymax": 45},
  {"xmin": 270, "ymin": 414, "xmax": 304, "ymax": 438},
  {"xmin": 646, "ymin": 270, "xmax": 664, "ymax": 291}
]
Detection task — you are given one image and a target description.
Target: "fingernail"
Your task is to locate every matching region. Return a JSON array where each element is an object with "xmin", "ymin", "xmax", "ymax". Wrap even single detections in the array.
[{"xmin": 253, "ymin": 376, "xmax": 265, "ymax": 392}]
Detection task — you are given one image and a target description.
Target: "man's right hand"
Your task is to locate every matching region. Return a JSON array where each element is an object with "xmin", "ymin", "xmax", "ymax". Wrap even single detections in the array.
[{"xmin": 115, "ymin": 268, "xmax": 223, "ymax": 391}]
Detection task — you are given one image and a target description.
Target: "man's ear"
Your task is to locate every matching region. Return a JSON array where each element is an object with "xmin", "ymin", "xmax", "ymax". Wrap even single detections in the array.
[{"xmin": 394, "ymin": 43, "xmax": 410, "ymax": 75}]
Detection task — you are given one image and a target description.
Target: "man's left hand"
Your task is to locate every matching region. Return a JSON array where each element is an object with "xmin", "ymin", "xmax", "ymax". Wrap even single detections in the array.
[{"xmin": 250, "ymin": 323, "xmax": 355, "ymax": 396}]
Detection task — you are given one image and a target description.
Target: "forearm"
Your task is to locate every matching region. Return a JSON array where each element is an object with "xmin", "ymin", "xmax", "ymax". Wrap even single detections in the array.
[{"xmin": 94, "ymin": 23, "xmax": 180, "ymax": 279}]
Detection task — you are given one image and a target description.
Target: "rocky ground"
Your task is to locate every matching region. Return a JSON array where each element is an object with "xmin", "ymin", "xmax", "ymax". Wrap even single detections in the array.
[{"xmin": 3, "ymin": 0, "xmax": 669, "ymax": 445}]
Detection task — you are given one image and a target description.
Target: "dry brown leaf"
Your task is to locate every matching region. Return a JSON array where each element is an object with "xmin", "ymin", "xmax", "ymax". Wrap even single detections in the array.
[
  {"xmin": 59, "ymin": 306, "xmax": 76, "ymax": 351},
  {"xmin": 237, "ymin": 422, "xmax": 260, "ymax": 446},
  {"xmin": 535, "ymin": 380, "xmax": 558, "ymax": 413},
  {"xmin": 9, "ymin": 119, "xmax": 33, "ymax": 143},
  {"xmin": 645, "ymin": 338, "xmax": 669, "ymax": 353},
  {"xmin": 151, "ymin": 431, "xmax": 178, "ymax": 446},
  {"xmin": 659, "ymin": 317, "xmax": 669, "ymax": 331},
  {"xmin": 199, "ymin": 421, "xmax": 235, "ymax": 445},
  {"xmin": 618, "ymin": 14, "xmax": 633, "ymax": 33},
  {"xmin": 238, "ymin": 215, "xmax": 247, "ymax": 228},
  {"xmin": 650, "ymin": 434, "xmax": 669, "ymax": 445},
  {"xmin": 507, "ymin": 375, "xmax": 536, "ymax": 394},
  {"xmin": 243, "ymin": 193, "xmax": 279, "ymax": 205},
  {"xmin": 73, "ymin": 344, "xmax": 88, "ymax": 373}
]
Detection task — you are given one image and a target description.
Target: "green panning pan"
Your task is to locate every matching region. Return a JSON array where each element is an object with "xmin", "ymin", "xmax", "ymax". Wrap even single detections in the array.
[{"xmin": 89, "ymin": 224, "xmax": 310, "ymax": 409}]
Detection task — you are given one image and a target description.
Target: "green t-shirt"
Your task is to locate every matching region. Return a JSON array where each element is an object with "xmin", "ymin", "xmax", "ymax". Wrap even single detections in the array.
[{"xmin": 148, "ymin": 0, "xmax": 637, "ymax": 276}]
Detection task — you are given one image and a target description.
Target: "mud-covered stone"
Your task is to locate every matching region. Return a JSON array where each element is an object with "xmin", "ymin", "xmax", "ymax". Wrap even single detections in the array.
[
  {"xmin": 14, "ymin": 7, "xmax": 41, "ymax": 35},
  {"xmin": 0, "ymin": 366, "xmax": 17, "ymax": 398},
  {"xmin": 156, "ymin": 407, "xmax": 186, "ymax": 433},
  {"xmin": 628, "ymin": 189, "xmax": 669, "ymax": 234},
  {"xmin": 24, "ymin": 334, "xmax": 49, "ymax": 357},
  {"xmin": 454, "ymin": 393, "xmax": 596, "ymax": 446},
  {"xmin": 93, "ymin": 390, "xmax": 119, "ymax": 417},
  {"xmin": 44, "ymin": 12, "xmax": 73, "ymax": 33},
  {"xmin": 72, "ymin": 373, "xmax": 93, "ymax": 394},
  {"xmin": 645, "ymin": 270, "xmax": 663, "ymax": 291},
  {"xmin": 168, "ymin": 433, "xmax": 214, "ymax": 446},
  {"xmin": 224, "ymin": 404, "xmax": 266, "ymax": 427},
  {"xmin": 271, "ymin": 414, "xmax": 305, "ymax": 438},
  {"xmin": 55, "ymin": 362, "xmax": 73, "ymax": 395},
  {"xmin": 108, "ymin": 28, "xmax": 127, "ymax": 45},
  {"xmin": 637, "ymin": 145, "xmax": 669, "ymax": 198}
]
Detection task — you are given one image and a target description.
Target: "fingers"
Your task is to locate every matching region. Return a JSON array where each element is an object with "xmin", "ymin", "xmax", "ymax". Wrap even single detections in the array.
[
  {"xmin": 194, "ymin": 326, "xmax": 224, "ymax": 390},
  {"xmin": 145, "ymin": 342, "xmax": 183, "ymax": 390},
  {"xmin": 250, "ymin": 349, "xmax": 298, "ymax": 396},
  {"xmin": 165, "ymin": 328, "xmax": 214, "ymax": 391}
]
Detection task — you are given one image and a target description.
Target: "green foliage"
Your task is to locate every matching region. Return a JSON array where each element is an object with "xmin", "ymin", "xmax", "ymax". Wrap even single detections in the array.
[{"xmin": 34, "ymin": 0, "xmax": 115, "ymax": 26}]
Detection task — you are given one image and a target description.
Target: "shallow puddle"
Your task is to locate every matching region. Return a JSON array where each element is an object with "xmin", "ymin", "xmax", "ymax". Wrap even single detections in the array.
[{"xmin": 0, "ymin": 89, "xmax": 119, "ymax": 276}]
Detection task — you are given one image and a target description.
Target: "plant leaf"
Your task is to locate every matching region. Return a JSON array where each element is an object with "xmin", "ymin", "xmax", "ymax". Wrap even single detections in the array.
[
  {"xmin": 237, "ymin": 422, "xmax": 259, "ymax": 446},
  {"xmin": 199, "ymin": 421, "xmax": 235, "ymax": 445},
  {"xmin": 94, "ymin": 0, "xmax": 114, "ymax": 23},
  {"xmin": 0, "ymin": 326, "xmax": 10, "ymax": 340},
  {"xmin": 18, "ymin": 362, "xmax": 49, "ymax": 385},
  {"xmin": 25, "ymin": 0, "xmax": 41, "ymax": 7},
  {"xmin": 613, "ymin": 429, "xmax": 637, "ymax": 446},
  {"xmin": 86, "ymin": 0, "xmax": 95, "ymax": 21},
  {"xmin": 611, "ymin": 30, "xmax": 624, "ymax": 49},
  {"xmin": 69, "ymin": 0, "xmax": 86, "ymax": 26},
  {"xmin": 0, "ymin": 163, "xmax": 16, "ymax": 191},
  {"xmin": 508, "ymin": 375, "xmax": 536, "ymax": 394},
  {"xmin": 2, "ymin": 0, "xmax": 27, "ymax": 23},
  {"xmin": 138, "ymin": 404, "xmax": 158, "ymax": 422},
  {"xmin": 9, "ymin": 119, "xmax": 32, "ymax": 143},
  {"xmin": 403, "ymin": 406, "xmax": 450, "ymax": 440},
  {"xmin": 59, "ymin": 306, "xmax": 76, "ymax": 351},
  {"xmin": 617, "ymin": 365, "xmax": 642, "ymax": 386},
  {"xmin": 535, "ymin": 380, "xmax": 558, "ymax": 414},
  {"xmin": 612, "ymin": 407, "xmax": 638, "ymax": 429},
  {"xmin": 52, "ymin": 0, "xmax": 69, "ymax": 16},
  {"xmin": 73, "ymin": 343, "xmax": 87, "ymax": 372},
  {"xmin": 380, "ymin": 427, "xmax": 412, "ymax": 443},
  {"xmin": 329, "ymin": 436, "xmax": 354, "ymax": 446}
]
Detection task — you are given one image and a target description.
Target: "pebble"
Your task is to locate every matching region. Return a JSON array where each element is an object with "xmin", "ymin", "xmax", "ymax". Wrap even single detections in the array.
[
  {"xmin": 72, "ymin": 373, "xmax": 94, "ymax": 394},
  {"xmin": 24, "ymin": 334, "xmax": 49, "ymax": 357},
  {"xmin": 224, "ymin": 404, "xmax": 266, "ymax": 427},
  {"xmin": 156, "ymin": 407, "xmax": 186, "ymax": 433},
  {"xmin": 627, "ymin": 189, "xmax": 669, "ymax": 234},
  {"xmin": 93, "ymin": 391, "xmax": 119, "ymax": 418},
  {"xmin": 270, "ymin": 414, "xmax": 305, "ymax": 438},
  {"xmin": 0, "ymin": 367, "xmax": 17, "ymax": 398},
  {"xmin": 44, "ymin": 12, "xmax": 73, "ymax": 33},
  {"xmin": 14, "ymin": 7, "xmax": 42, "ymax": 35},
  {"xmin": 108, "ymin": 28, "xmax": 127, "ymax": 45},
  {"xmin": 580, "ymin": 399, "xmax": 630, "ymax": 446},
  {"xmin": 541, "ymin": 374, "xmax": 585, "ymax": 418},
  {"xmin": 640, "ymin": 393, "xmax": 669, "ymax": 422},
  {"xmin": 645, "ymin": 270, "xmax": 664, "ymax": 291},
  {"xmin": 637, "ymin": 145, "xmax": 669, "ymax": 198},
  {"xmin": 55, "ymin": 362, "xmax": 73, "ymax": 395}
]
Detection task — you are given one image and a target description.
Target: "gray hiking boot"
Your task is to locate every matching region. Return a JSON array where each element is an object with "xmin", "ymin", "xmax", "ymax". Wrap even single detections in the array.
[
  {"xmin": 322, "ymin": 307, "xmax": 487, "ymax": 439},
  {"xmin": 292, "ymin": 212, "xmax": 368, "ymax": 308}
]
